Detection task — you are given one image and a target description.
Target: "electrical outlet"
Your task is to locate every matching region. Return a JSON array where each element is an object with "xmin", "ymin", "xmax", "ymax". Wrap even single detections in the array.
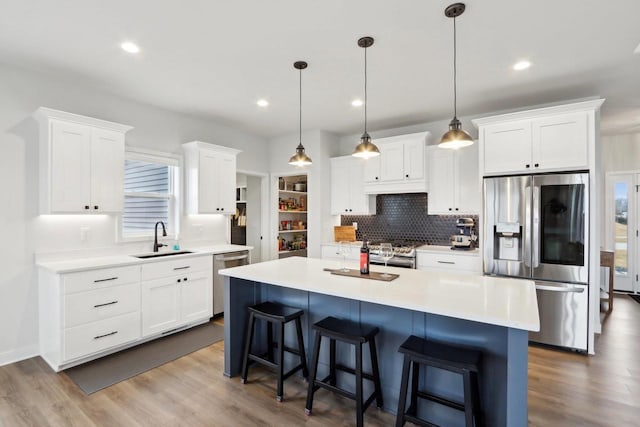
[
  {"xmin": 352, "ymin": 222, "xmax": 358, "ymax": 230},
  {"xmin": 80, "ymin": 226, "xmax": 90, "ymax": 242}
]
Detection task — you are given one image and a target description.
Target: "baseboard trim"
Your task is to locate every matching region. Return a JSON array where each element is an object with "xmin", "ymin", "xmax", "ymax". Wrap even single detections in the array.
[{"xmin": 0, "ymin": 345, "xmax": 39, "ymax": 367}]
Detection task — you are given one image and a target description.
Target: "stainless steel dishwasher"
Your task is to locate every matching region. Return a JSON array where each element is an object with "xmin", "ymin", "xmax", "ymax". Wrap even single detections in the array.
[{"xmin": 213, "ymin": 250, "xmax": 250, "ymax": 316}]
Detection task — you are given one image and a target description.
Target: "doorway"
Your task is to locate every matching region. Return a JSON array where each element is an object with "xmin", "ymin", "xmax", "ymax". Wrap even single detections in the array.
[
  {"xmin": 232, "ymin": 171, "xmax": 269, "ymax": 263},
  {"xmin": 605, "ymin": 172, "xmax": 639, "ymax": 293}
]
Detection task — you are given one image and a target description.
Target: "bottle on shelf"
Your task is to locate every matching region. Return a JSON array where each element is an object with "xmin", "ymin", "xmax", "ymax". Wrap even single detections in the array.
[{"xmin": 360, "ymin": 239, "xmax": 370, "ymax": 275}]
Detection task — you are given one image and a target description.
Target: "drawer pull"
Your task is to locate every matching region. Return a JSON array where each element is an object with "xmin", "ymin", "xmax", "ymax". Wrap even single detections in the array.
[
  {"xmin": 173, "ymin": 266, "xmax": 190, "ymax": 270},
  {"xmin": 93, "ymin": 277, "xmax": 118, "ymax": 283},
  {"xmin": 437, "ymin": 261, "xmax": 456, "ymax": 265},
  {"xmin": 94, "ymin": 331, "xmax": 118, "ymax": 340},
  {"xmin": 93, "ymin": 300, "xmax": 118, "ymax": 308}
]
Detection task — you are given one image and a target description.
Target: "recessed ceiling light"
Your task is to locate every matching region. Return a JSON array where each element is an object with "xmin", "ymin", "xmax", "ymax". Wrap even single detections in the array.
[
  {"xmin": 120, "ymin": 42, "xmax": 140, "ymax": 54},
  {"xmin": 256, "ymin": 99, "xmax": 269, "ymax": 107},
  {"xmin": 351, "ymin": 99, "xmax": 364, "ymax": 107},
  {"xmin": 513, "ymin": 60, "xmax": 531, "ymax": 71}
]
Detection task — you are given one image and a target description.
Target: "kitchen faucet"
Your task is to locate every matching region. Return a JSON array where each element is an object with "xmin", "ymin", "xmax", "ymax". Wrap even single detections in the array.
[{"xmin": 154, "ymin": 221, "xmax": 167, "ymax": 252}]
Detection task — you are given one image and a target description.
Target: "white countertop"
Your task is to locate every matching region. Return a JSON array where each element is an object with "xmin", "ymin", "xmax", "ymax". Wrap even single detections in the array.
[
  {"xmin": 37, "ymin": 244, "xmax": 252, "ymax": 273},
  {"xmin": 220, "ymin": 257, "xmax": 539, "ymax": 332},
  {"xmin": 416, "ymin": 245, "xmax": 480, "ymax": 256}
]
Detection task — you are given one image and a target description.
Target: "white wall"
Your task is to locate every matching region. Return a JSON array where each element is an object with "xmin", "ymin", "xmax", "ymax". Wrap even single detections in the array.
[
  {"xmin": 268, "ymin": 130, "xmax": 340, "ymax": 258},
  {"xmin": 0, "ymin": 62, "xmax": 269, "ymax": 365}
]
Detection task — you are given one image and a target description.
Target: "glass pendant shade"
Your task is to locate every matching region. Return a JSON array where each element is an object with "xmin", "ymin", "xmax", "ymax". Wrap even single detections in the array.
[
  {"xmin": 288, "ymin": 142, "xmax": 312, "ymax": 166},
  {"xmin": 439, "ymin": 117, "xmax": 474, "ymax": 149},
  {"xmin": 352, "ymin": 132, "xmax": 380, "ymax": 158}
]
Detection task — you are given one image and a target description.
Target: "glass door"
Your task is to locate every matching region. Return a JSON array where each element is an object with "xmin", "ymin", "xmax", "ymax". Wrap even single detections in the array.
[{"xmin": 606, "ymin": 173, "xmax": 635, "ymax": 292}]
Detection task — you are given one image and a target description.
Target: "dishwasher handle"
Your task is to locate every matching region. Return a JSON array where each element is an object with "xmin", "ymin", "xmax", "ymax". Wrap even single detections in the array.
[{"xmin": 215, "ymin": 254, "xmax": 249, "ymax": 262}]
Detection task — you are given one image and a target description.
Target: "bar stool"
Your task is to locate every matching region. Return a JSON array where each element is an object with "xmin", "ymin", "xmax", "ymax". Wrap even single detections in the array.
[
  {"xmin": 240, "ymin": 301, "xmax": 308, "ymax": 402},
  {"xmin": 305, "ymin": 316, "xmax": 383, "ymax": 427},
  {"xmin": 395, "ymin": 335, "xmax": 483, "ymax": 427}
]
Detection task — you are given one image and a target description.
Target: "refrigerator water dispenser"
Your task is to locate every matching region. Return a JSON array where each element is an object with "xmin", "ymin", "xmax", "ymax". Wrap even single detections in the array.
[{"xmin": 494, "ymin": 222, "xmax": 522, "ymax": 261}]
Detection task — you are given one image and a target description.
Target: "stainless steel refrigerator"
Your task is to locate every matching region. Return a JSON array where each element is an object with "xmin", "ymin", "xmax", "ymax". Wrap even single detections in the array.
[{"xmin": 483, "ymin": 172, "xmax": 589, "ymax": 351}]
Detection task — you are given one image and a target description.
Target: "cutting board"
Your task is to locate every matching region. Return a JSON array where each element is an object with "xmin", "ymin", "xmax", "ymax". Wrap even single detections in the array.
[{"xmin": 334, "ymin": 226, "xmax": 356, "ymax": 242}]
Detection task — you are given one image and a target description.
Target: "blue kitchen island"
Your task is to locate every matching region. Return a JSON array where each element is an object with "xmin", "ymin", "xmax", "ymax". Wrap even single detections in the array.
[{"xmin": 220, "ymin": 257, "xmax": 539, "ymax": 427}]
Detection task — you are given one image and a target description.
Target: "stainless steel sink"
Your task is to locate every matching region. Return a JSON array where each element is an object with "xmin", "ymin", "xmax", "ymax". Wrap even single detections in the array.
[{"xmin": 133, "ymin": 250, "xmax": 194, "ymax": 259}]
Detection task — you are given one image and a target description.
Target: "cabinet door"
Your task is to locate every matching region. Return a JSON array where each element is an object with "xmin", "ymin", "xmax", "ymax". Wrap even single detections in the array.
[
  {"xmin": 180, "ymin": 272, "xmax": 213, "ymax": 324},
  {"xmin": 483, "ymin": 121, "xmax": 532, "ymax": 175},
  {"xmin": 217, "ymin": 153, "xmax": 236, "ymax": 214},
  {"xmin": 331, "ymin": 157, "xmax": 351, "ymax": 214},
  {"xmin": 455, "ymin": 143, "xmax": 480, "ymax": 214},
  {"xmin": 379, "ymin": 143, "xmax": 404, "ymax": 181},
  {"xmin": 403, "ymin": 139, "xmax": 425, "ymax": 181},
  {"xmin": 90, "ymin": 128, "xmax": 124, "ymax": 212},
  {"xmin": 532, "ymin": 112, "xmax": 588, "ymax": 171},
  {"xmin": 198, "ymin": 151, "xmax": 220, "ymax": 213},
  {"xmin": 50, "ymin": 121, "xmax": 91, "ymax": 212},
  {"xmin": 348, "ymin": 158, "xmax": 374, "ymax": 214},
  {"xmin": 427, "ymin": 147, "xmax": 455, "ymax": 214},
  {"xmin": 363, "ymin": 155, "xmax": 381, "ymax": 183},
  {"xmin": 141, "ymin": 278, "xmax": 181, "ymax": 337}
]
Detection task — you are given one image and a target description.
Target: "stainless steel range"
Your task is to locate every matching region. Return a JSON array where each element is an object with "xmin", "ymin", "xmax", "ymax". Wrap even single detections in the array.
[{"xmin": 368, "ymin": 241, "xmax": 423, "ymax": 269}]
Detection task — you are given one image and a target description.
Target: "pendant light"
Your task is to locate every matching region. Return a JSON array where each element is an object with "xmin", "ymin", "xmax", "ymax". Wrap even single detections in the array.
[
  {"xmin": 439, "ymin": 3, "xmax": 474, "ymax": 149},
  {"xmin": 352, "ymin": 36, "xmax": 380, "ymax": 159},
  {"xmin": 288, "ymin": 61, "xmax": 312, "ymax": 166}
]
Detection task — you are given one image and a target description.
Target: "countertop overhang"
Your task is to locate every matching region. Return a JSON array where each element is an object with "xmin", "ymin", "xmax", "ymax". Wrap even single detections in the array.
[{"xmin": 220, "ymin": 256, "xmax": 539, "ymax": 332}]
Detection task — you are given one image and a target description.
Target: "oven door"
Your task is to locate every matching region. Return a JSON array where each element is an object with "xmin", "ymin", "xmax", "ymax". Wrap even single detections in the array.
[{"xmin": 532, "ymin": 173, "xmax": 589, "ymax": 284}]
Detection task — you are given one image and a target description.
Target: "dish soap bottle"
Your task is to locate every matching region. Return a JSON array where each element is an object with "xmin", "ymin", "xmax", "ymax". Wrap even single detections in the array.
[{"xmin": 360, "ymin": 239, "xmax": 370, "ymax": 275}]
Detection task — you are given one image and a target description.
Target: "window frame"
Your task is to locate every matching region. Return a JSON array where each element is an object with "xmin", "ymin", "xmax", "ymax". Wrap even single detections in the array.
[{"xmin": 118, "ymin": 148, "xmax": 181, "ymax": 243}]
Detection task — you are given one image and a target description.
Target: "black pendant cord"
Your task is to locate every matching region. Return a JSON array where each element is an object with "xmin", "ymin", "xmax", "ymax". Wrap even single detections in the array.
[
  {"xmin": 453, "ymin": 15, "xmax": 457, "ymax": 120},
  {"xmin": 364, "ymin": 45, "xmax": 368, "ymax": 135}
]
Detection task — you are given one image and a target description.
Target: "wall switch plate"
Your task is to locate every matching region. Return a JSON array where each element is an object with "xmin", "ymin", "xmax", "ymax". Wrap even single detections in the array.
[
  {"xmin": 80, "ymin": 226, "xmax": 90, "ymax": 242},
  {"xmin": 352, "ymin": 222, "xmax": 358, "ymax": 230}
]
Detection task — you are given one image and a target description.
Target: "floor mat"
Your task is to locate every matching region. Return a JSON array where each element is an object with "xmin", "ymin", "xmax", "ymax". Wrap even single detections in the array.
[{"xmin": 64, "ymin": 321, "xmax": 224, "ymax": 394}]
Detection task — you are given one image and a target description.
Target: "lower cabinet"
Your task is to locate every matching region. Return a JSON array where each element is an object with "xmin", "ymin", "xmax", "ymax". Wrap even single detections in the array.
[
  {"xmin": 39, "ymin": 254, "xmax": 213, "ymax": 372},
  {"xmin": 416, "ymin": 249, "xmax": 481, "ymax": 273}
]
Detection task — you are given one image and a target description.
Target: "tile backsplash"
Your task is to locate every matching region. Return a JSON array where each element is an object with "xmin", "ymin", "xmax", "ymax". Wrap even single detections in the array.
[{"xmin": 341, "ymin": 193, "xmax": 479, "ymax": 246}]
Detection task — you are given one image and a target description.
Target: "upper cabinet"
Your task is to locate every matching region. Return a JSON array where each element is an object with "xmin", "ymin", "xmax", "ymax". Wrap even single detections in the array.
[
  {"xmin": 363, "ymin": 132, "xmax": 429, "ymax": 194},
  {"xmin": 183, "ymin": 141, "xmax": 240, "ymax": 215},
  {"xmin": 473, "ymin": 100, "xmax": 604, "ymax": 176},
  {"xmin": 427, "ymin": 143, "xmax": 479, "ymax": 215},
  {"xmin": 330, "ymin": 156, "xmax": 376, "ymax": 215},
  {"xmin": 34, "ymin": 108, "xmax": 132, "ymax": 214}
]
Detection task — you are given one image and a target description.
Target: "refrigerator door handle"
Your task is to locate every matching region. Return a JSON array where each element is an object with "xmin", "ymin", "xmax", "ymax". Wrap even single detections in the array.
[
  {"xmin": 535, "ymin": 284, "xmax": 585, "ymax": 293},
  {"xmin": 523, "ymin": 185, "xmax": 532, "ymax": 268},
  {"xmin": 532, "ymin": 185, "xmax": 541, "ymax": 268}
]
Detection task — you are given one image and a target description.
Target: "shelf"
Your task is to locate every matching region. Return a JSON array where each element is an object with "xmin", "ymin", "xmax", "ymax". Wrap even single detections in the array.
[
  {"xmin": 278, "ymin": 210, "xmax": 307, "ymax": 213},
  {"xmin": 278, "ymin": 229, "xmax": 307, "ymax": 233},
  {"xmin": 279, "ymin": 190, "xmax": 307, "ymax": 195},
  {"xmin": 278, "ymin": 249, "xmax": 307, "ymax": 255}
]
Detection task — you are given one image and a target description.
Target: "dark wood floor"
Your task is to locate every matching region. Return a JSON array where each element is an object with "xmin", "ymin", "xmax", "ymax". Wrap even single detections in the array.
[{"xmin": 1, "ymin": 295, "xmax": 639, "ymax": 426}]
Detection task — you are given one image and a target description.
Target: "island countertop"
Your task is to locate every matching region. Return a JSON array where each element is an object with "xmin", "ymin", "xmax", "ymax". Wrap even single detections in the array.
[{"xmin": 219, "ymin": 256, "xmax": 539, "ymax": 332}]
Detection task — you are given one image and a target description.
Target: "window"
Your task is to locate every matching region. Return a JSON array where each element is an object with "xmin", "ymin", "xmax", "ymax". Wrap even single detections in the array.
[{"xmin": 120, "ymin": 150, "xmax": 180, "ymax": 240}]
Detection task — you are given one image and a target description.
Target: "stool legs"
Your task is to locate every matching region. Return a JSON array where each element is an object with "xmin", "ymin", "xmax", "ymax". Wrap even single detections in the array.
[
  {"xmin": 295, "ymin": 317, "xmax": 309, "ymax": 379},
  {"xmin": 276, "ymin": 320, "xmax": 285, "ymax": 402},
  {"xmin": 409, "ymin": 362, "xmax": 419, "ymax": 416},
  {"xmin": 369, "ymin": 337, "xmax": 384, "ymax": 408},
  {"xmin": 240, "ymin": 312, "xmax": 256, "ymax": 384},
  {"xmin": 395, "ymin": 355, "xmax": 411, "ymax": 427},
  {"xmin": 305, "ymin": 331, "xmax": 322, "ymax": 415},
  {"xmin": 329, "ymin": 338, "xmax": 336, "ymax": 386},
  {"xmin": 355, "ymin": 342, "xmax": 364, "ymax": 427}
]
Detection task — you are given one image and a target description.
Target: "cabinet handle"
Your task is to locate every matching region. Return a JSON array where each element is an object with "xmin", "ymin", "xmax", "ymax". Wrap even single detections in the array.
[
  {"xmin": 437, "ymin": 261, "xmax": 456, "ymax": 265},
  {"xmin": 173, "ymin": 266, "xmax": 190, "ymax": 270},
  {"xmin": 94, "ymin": 205, "xmax": 99, "ymax": 210},
  {"xmin": 184, "ymin": 277, "xmax": 188, "ymax": 281},
  {"xmin": 84, "ymin": 205, "xmax": 90, "ymax": 210},
  {"xmin": 94, "ymin": 331, "xmax": 118, "ymax": 340},
  {"xmin": 221, "ymin": 208, "xmax": 224, "ymax": 211},
  {"xmin": 526, "ymin": 164, "xmax": 530, "ymax": 168},
  {"xmin": 375, "ymin": 176, "xmax": 379, "ymax": 180},
  {"xmin": 93, "ymin": 277, "xmax": 118, "ymax": 283},
  {"xmin": 349, "ymin": 209, "xmax": 352, "ymax": 212},
  {"xmin": 177, "ymin": 278, "xmax": 181, "ymax": 282},
  {"xmin": 448, "ymin": 208, "xmax": 452, "ymax": 211},
  {"xmin": 534, "ymin": 163, "xmax": 539, "ymax": 167},
  {"xmin": 455, "ymin": 208, "xmax": 459, "ymax": 211},
  {"xmin": 345, "ymin": 209, "xmax": 348, "ymax": 212},
  {"xmin": 405, "ymin": 174, "xmax": 409, "ymax": 178},
  {"xmin": 94, "ymin": 300, "xmax": 118, "ymax": 308},
  {"xmin": 216, "ymin": 208, "xmax": 220, "ymax": 211}
]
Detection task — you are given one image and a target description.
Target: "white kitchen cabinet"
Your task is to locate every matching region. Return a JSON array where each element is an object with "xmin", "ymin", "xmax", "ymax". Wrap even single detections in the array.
[
  {"xmin": 416, "ymin": 249, "xmax": 481, "ymax": 273},
  {"xmin": 427, "ymin": 143, "xmax": 479, "ymax": 215},
  {"xmin": 474, "ymin": 101, "xmax": 602, "ymax": 176},
  {"xmin": 34, "ymin": 107, "xmax": 132, "ymax": 214},
  {"xmin": 363, "ymin": 132, "xmax": 429, "ymax": 194},
  {"xmin": 183, "ymin": 141, "xmax": 241, "ymax": 214},
  {"xmin": 330, "ymin": 156, "xmax": 375, "ymax": 215},
  {"xmin": 141, "ymin": 254, "xmax": 213, "ymax": 337}
]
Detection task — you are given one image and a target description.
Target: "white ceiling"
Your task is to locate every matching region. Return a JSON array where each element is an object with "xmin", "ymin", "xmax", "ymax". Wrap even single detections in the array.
[{"xmin": 1, "ymin": 0, "xmax": 639, "ymax": 137}]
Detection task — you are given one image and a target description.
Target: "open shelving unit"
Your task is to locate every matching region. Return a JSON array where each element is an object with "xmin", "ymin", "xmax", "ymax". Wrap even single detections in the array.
[{"xmin": 277, "ymin": 174, "xmax": 308, "ymax": 259}]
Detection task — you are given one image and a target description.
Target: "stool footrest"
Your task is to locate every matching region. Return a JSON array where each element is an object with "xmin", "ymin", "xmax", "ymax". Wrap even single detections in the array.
[
  {"xmin": 335, "ymin": 363, "xmax": 377, "ymax": 382},
  {"xmin": 403, "ymin": 412, "xmax": 439, "ymax": 427},
  {"xmin": 312, "ymin": 377, "xmax": 378, "ymax": 412},
  {"xmin": 248, "ymin": 353, "xmax": 277, "ymax": 370},
  {"xmin": 416, "ymin": 390, "xmax": 465, "ymax": 412}
]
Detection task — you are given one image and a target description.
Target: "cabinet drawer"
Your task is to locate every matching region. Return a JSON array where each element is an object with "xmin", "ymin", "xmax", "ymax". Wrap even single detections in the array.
[
  {"xmin": 63, "ymin": 265, "xmax": 140, "ymax": 294},
  {"xmin": 63, "ymin": 311, "xmax": 140, "ymax": 361},
  {"xmin": 64, "ymin": 283, "xmax": 140, "ymax": 328},
  {"xmin": 141, "ymin": 255, "xmax": 211, "ymax": 281},
  {"xmin": 417, "ymin": 253, "xmax": 481, "ymax": 272}
]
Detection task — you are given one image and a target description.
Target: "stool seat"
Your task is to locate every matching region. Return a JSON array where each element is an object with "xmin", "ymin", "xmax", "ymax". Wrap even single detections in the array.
[
  {"xmin": 398, "ymin": 335, "xmax": 481, "ymax": 372},
  {"xmin": 312, "ymin": 316, "xmax": 379, "ymax": 344},
  {"xmin": 249, "ymin": 301, "xmax": 304, "ymax": 322}
]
